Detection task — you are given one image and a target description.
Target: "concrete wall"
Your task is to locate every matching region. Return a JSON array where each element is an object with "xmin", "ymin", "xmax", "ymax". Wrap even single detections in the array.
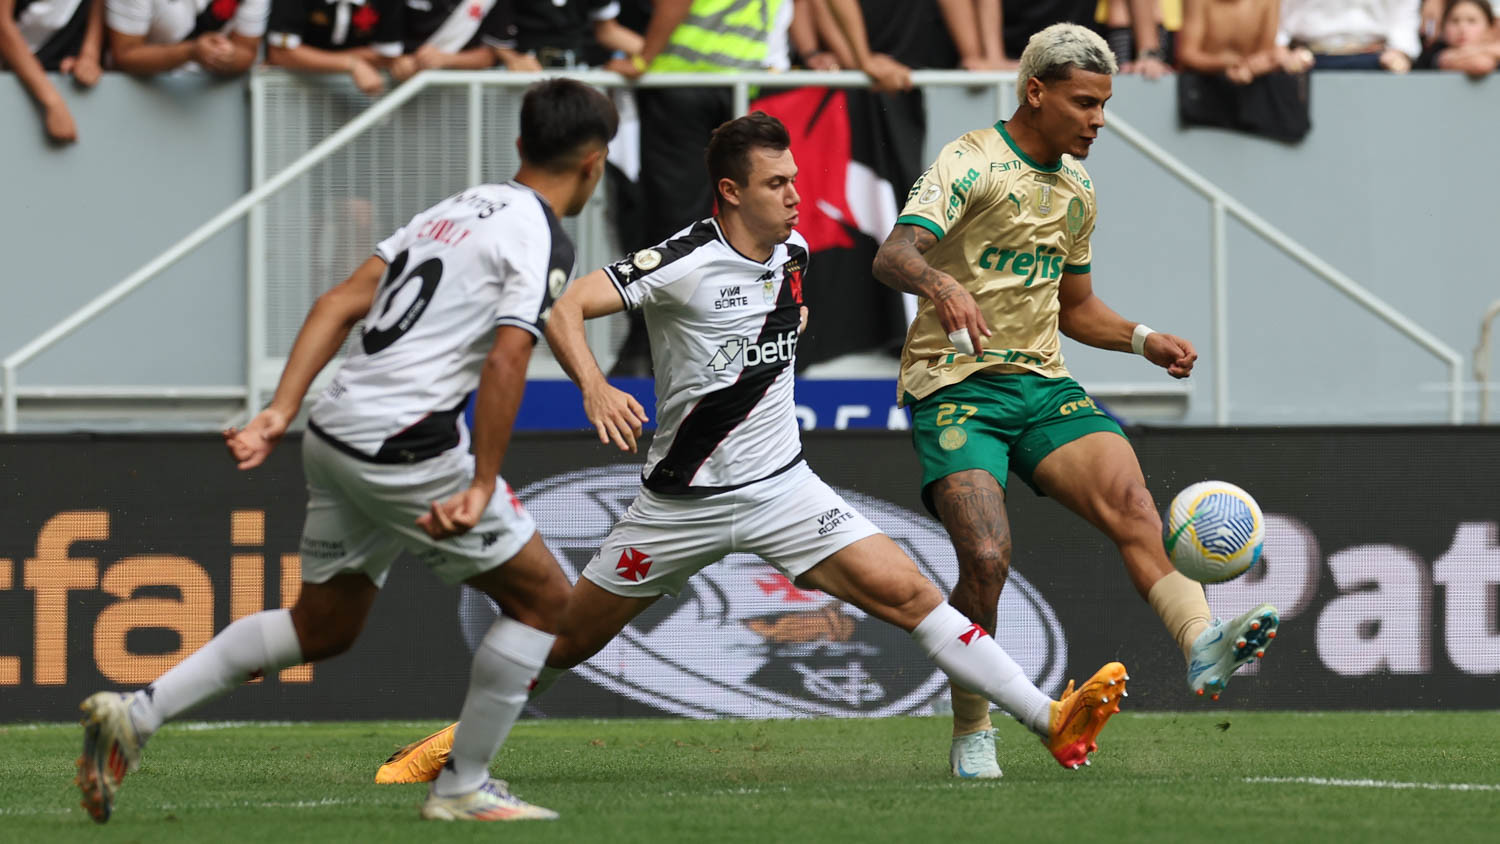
[
  {"xmin": 2, "ymin": 73, "xmax": 249, "ymax": 390},
  {"xmin": 925, "ymin": 73, "xmax": 1496, "ymax": 424},
  {"xmin": 3, "ymin": 70, "xmax": 1495, "ymax": 424}
]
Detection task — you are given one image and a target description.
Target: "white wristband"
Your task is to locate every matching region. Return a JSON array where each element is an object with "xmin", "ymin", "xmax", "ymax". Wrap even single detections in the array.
[{"xmin": 1131, "ymin": 324, "xmax": 1155, "ymax": 357}]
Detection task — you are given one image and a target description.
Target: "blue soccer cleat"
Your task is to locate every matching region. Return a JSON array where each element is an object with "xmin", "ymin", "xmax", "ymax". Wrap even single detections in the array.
[{"xmin": 1188, "ymin": 604, "xmax": 1279, "ymax": 700}]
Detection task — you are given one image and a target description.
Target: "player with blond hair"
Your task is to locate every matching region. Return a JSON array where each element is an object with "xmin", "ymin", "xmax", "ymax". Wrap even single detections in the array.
[
  {"xmin": 375, "ymin": 111, "xmax": 1131, "ymax": 786},
  {"xmin": 872, "ymin": 23, "xmax": 1280, "ymax": 779}
]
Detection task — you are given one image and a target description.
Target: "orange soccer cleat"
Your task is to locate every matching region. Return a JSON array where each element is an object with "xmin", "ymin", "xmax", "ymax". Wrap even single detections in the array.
[
  {"xmin": 1045, "ymin": 661, "xmax": 1128, "ymax": 770},
  {"xmin": 375, "ymin": 722, "xmax": 457, "ymax": 784}
]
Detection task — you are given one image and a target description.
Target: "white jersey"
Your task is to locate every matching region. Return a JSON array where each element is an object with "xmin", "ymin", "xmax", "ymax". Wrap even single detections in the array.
[
  {"xmin": 309, "ymin": 182, "xmax": 573, "ymax": 463},
  {"xmin": 604, "ymin": 219, "xmax": 809, "ymax": 496},
  {"xmin": 106, "ymin": 0, "xmax": 270, "ymax": 43}
]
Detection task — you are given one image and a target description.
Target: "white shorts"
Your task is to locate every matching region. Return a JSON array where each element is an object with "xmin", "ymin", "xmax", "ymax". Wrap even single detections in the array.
[
  {"xmin": 582, "ymin": 461, "xmax": 881, "ymax": 598},
  {"xmin": 298, "ymin": 432, "xmax": 536, "ymax": 587}
]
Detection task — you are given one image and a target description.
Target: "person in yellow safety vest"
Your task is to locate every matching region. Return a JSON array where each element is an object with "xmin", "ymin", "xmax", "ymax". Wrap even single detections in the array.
[
  {"xmin": 617, "ymin": 0, "xmax": 789, "ymax": 243},
  {"xmin": 638, "ymin": 0, "xmax": 787, "ymax": 72},
  {"xmin": 607, "ymin": 0, "xmax": 790, "ymax": 376}
]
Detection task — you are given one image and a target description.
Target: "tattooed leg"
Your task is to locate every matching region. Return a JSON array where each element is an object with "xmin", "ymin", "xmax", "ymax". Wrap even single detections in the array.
[{"xmin": 931, "ymin": 469, "xmax": 1012, "ymax": 632}]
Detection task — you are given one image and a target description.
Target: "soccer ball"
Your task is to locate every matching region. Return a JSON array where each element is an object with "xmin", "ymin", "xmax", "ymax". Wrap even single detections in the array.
[{"xmin": 1162, "ymin": 481, "xmax": 1264, "ymax": 583}]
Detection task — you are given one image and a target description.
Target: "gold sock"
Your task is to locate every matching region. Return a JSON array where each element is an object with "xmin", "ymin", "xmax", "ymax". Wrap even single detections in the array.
[
  {"xmin": 950, "ymin": 685, "xmax": 993, "ymax": 737},
  {"xmin": 1147, "ymin": 571, "xmax": 1213, "ymax": 660}
]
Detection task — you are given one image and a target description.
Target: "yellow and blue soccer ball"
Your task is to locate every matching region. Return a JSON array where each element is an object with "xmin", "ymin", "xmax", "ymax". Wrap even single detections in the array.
[{"xmin": 1162, "ymin": 481, "xmax": 1264, "ymax": 583}]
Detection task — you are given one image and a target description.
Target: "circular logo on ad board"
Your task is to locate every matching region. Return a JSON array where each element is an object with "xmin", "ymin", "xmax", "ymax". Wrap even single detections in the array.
[{"xmin": 459, "ymin": 465, "xmax": 1068, "ymax": 717}]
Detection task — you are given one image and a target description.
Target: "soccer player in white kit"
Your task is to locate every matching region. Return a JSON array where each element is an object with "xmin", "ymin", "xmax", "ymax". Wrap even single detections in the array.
[
  {"xmin": 376, "ymin": 112, "xmax": 1132, "ymax": 787},
  {"xmin": 73, "ymin": 79, "xmax": 618, "ymax": 824}
]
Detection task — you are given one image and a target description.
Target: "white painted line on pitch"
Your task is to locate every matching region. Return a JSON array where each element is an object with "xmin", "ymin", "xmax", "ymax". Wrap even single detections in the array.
[
  {"xmin": 1246, "ymin": 776, "xmax": 1500, "ymax": 792},
  {"xmin": 0, "ymin": 796, "xmax": 410, "ymax": 818}
]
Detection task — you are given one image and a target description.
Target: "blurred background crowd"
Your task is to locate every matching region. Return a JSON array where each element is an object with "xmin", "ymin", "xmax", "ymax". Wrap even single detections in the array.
[{"xmin": 5, "ymin": 1, "xmax": 1495, "ymax": 146}]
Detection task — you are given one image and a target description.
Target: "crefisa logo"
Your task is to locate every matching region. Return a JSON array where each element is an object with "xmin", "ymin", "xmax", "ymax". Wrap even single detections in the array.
[{"xmin": 458, "ymin": 466, "xmax": 1070, "ymax": 718}]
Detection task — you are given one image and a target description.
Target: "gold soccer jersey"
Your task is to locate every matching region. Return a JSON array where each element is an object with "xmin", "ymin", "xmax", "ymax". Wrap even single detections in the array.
[{"xmin": 894, "ymin": 121, "xmax": 1097, "ymax": 404}]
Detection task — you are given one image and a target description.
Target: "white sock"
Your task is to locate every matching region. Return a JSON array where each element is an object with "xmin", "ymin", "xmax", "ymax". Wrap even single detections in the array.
[
  {"xmin": 911, "ymin": 604, "xmax": 1053, "ymax": 737},
  {"xmin": 130, "ymin": 609, "xmax": 303, "ymax": 740},
  {"xmin": 433, "ymin": 617, "xmax": 556, "ymax": 798}
]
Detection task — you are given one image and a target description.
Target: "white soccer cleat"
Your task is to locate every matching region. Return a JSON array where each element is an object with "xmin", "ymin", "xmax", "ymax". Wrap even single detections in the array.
[
  {"xmin": 421, "ymin": 778, "xmax": 559, "ymax": 821},
  {"xmin": 949, "ymin": 729, "xmax": 1002, "ymax": 779},
  {"xmin": 1187, "ymin": 604, "xmax": 1280, "ymax": 700},
  {"xmin": 75, "ymin": 691, "xmax": 145, "ymax": 823}
]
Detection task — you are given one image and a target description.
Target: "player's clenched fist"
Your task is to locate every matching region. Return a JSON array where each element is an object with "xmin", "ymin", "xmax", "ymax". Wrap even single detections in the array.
[
  {"xmin": 418, "ymin": 485, "xmax": 492, "ymax": 539},
  {"xmin": 1143, "ymin": 332, "xmax": 1197, "ymax": 379},
  {"xmin": 223, "ymin": 408, "xmax": 289, "ymax": 470}
]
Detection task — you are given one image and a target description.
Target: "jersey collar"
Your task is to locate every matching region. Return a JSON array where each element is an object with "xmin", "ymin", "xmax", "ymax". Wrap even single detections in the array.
[
  {"xmin": 710, "ymin": 217, "xmax": 783, "ymax": 266},
  {"xmin": 994, "ymin": 121, "xmax": 1062, "ymax": 173}
]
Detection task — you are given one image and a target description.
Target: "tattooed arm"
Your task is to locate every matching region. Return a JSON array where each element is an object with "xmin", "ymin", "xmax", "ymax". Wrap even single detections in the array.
[{"xmin": 873, "ymin": 223, "xmax": 992, "ymax": 354}]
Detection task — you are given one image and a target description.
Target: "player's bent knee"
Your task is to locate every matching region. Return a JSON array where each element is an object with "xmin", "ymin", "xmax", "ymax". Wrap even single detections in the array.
[
  {"xmin": 903, "ymin": 578, "xmax": 944, "ymax": 619},
  {"xmin": 1111, "ymin": 483, "xmax": 1162, "ymax": 540}
]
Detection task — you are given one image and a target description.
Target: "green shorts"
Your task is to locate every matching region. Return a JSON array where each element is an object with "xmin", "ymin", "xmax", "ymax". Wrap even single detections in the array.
[{"xmin": 907, "ymin": 372, "xmax": 1125, "ymax": 515}]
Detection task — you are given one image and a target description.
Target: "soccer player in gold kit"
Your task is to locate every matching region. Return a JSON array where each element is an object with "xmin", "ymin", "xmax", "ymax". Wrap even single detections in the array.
[{"xmin": 872, "ymin": 23, "xmax": 1280, "ymax": 779}]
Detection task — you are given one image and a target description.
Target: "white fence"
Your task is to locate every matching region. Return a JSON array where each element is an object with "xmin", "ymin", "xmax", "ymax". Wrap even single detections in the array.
[{"xmin": 0, "ymin": 68, "xmax": 1465, "ymax": 430}]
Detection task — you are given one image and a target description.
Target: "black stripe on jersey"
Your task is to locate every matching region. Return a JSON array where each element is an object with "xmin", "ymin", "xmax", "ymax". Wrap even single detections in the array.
[
  {"xmin": 187, "ymin": 0, "xmax": 240, "ymax": 40},
  {"xmin": 644, "ymin": 271, "xmax": 805, "ymax": 496},
  {"xmin": 307, "ymin": 393, "xmax": 469, "ymax": 465},
  {"xmin": 784, "ymin": 242, "xmax": 808, "ymax": 304},
  {"xmin": 530, "ymin": 196, "xmax": 575, "ymax": 334},
  {"xmin": 27, "ymin": 0, "xmax": 90, "ymax": 70},
  {"xmin": 374, "ymin": 394, "xmax": 469, "ymax": 463},
  {"xmin": 603, "ymin": 220, "xmax": 719, "ymax": 295}
]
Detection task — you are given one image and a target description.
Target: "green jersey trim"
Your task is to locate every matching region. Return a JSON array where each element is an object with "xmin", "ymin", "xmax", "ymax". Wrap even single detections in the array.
[
  {"xmin": 897, "ymin": 214, "xmax": 945, "ymax": 241},
  {"xmin": 1063, "ymin": 262, "xmax": 1092, "ymax": 274},
  {"xmin": 994, "ymin": 121, "xmax": 1062, "ymax": 174}
]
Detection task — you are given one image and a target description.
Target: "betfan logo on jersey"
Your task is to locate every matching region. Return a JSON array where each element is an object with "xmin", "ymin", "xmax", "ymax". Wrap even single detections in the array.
[
  {"xmin": 708, "ymin": 329, "xmax": 799, "ymax": 373},
  {"xmin": 460, "ymin": 465, "xmax": 1070, "ymax": 719}
]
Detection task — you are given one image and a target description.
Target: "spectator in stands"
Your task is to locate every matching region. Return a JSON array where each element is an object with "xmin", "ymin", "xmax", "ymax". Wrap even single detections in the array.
[
  {"xmin": 491, "ymin": 0, "xmax": 643, "ymax": 72},
  {"xmin": 810, "ymin": 2, "xmax": 1010, "ymax": 73},
  {"xmin": 604, "ymin": 0, "xmax": 786, "ymax": 376},
  {"xmin": 999, "ymin": 0, "xmax": 1095, "ymax": 65},
  {"xmin": 1415, "ymin": 0, "xmax": 1496, "ymax": 75},
  {"xmin": 1417, "ymin": 0, "xmax": 1496, "ymax": 43},
  {"xmin": 1278, "ymin": 0, "xmax": 1421, "ymax": 72},
  {"xmin": 805, "ymin": 0, "xmax": 913, "ymax": 88},
  {"xmin": 106, "ymin": 0, "xmax": 268, "ymax": 76},
  {"xmin": 264, "ymin": 0, "xmax": 403, "ymax": 94},
  {"xmin": 1097, "ymin": 0, "xmax": 1177, "ymax": 78},
  {"xmin": 1, "ymin": 0, "xmax": 103, "ymax": 142},
  {"xmin": 1179, "ymin": 0, "xmax": 1313, "ymax": 82},
  {"xmin": 389, "ymin": 0, "xmax": 506, "ymax": 82}
]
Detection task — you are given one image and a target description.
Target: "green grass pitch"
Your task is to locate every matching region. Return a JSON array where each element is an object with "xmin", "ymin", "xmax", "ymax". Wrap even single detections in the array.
[{"xmin": 3, "ymin": 712, "xmax": 1496, "ymax": 843}]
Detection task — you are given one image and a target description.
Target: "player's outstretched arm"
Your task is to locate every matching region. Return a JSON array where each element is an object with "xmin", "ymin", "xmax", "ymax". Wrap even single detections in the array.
[
  {"xmin": 873, "ymin": 223, "xmax": 991, "ymax": 354},
  {"xmin": 545, "ymin": 269, "xmax": 649, "ymax": 452},
  {"xmin": 418, "ymin": 325, "xmax": 534, "ymax": 539},
  {"xmin": 223, "ymin": 255, "xmax": 386, "ymax": 470},
  {"xmin": 1057, "ymin": 270, "xmax": 1197, "ymax": 378}
]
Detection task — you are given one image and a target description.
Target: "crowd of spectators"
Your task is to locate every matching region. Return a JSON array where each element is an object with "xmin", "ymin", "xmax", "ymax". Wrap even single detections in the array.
[{"xmin": 6, "ymin": 1, "xmax": 1499, "ymax": 144}]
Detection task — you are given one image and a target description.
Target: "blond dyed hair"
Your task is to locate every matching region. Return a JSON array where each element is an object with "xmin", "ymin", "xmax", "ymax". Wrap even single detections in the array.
[{"xmin": 1016, "ymin": 23, "xmax": 1119, "ymax": 103}]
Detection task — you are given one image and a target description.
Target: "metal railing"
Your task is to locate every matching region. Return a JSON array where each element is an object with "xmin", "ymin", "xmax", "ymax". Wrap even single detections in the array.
[
  {"xmin": 0, "ymin": 68, "xmax": 1465, "ymax": 430},
  {"xmin": 1477, "ymin": 299, "xmax": 1500, "ymax": 423}
]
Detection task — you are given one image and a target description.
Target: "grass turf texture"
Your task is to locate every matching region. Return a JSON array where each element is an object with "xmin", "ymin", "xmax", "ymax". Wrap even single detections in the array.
[{"xmin": 3, "ymin": 712, "xmax": 1495, "ymax": 843}]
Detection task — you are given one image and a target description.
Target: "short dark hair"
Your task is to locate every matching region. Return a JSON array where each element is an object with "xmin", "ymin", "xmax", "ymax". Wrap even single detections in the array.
[
  {"xmin": 519, "ymin": 79, "xmax": 619, "ymax": 171},
  {"xmin": 1447, "ymin": 0, "xmax": 1494, "ymax": 25},
  {"xmin": 705, "ymin": 112, "xmax": 790, "ymax": 203}
]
